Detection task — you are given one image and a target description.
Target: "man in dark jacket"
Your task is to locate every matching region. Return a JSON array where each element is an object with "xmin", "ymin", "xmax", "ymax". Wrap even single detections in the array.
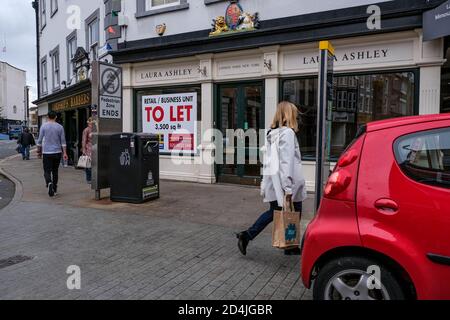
[{"xmin": 17, "ymin": 128, "xmax": 35, "ymax": 160}]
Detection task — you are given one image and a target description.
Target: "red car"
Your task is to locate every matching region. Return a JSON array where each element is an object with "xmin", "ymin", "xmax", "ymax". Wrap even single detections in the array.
[{"xmin": 301, "ymin": 114, "xmax": 450, "ymax": 300}]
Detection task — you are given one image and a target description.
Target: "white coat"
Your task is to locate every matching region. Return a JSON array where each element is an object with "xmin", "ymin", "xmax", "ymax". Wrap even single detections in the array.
[{"xmin": 260, "ymin": 127, "xmax": 307, "ymax": 207}]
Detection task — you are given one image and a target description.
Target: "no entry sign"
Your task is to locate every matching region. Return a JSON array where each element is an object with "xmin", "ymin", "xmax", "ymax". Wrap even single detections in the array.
[{"xmin": 142, "ymin": 92, "xmax": 197, "ymax": 154}]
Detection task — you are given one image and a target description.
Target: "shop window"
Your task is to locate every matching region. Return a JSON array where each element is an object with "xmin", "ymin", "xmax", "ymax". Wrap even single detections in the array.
[
  {"xmin": 281, "ymin": 71, "xmax": 417, "ymax": 160},
  {"xmin": 136, "ymin": 0, "xmax": 188, "ymax": 18},
  {"xmin": 135, "ymin": 86, "xmax": 202, "ymax": 155},
  {"xmin": 441, "ymin": 39, "xmax": 450, "ymax": 114},
  {"xmin": 394, "ymin": 128, "xmax": 450, "ymax": 189}
]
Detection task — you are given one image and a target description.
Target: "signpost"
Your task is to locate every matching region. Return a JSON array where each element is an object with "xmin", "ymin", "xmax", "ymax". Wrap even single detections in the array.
[
  {"xmin": 91, "ymin": 61, "xmax": 123, "ymax": 200},
  {"xmin": 315, "ymin": 41, "xmax": 335, "ymax": 213}
]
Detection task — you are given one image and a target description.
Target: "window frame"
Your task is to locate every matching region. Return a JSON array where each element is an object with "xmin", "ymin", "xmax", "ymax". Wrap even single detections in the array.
[
  {"xmin": 40, "ymin": 0, "xmax": 47, "ymax": 30},
  {"xmin": 394, "ymin": 127, "xmax": 450, "ymax": 189},
  {"xmin": 50, "ymin": 46, "xmax": 60, "ymax": 92},
  {"xmin": 40, "ymin": 56, "xmax": 48, "ymax": 96},
  {"xmin": 50, "ymin": 0, "xmax": 58, "ymax": 17},
  {"xmin": 85, "ymin": 9, "xmax": 100, "ymax": 62},
  {"xmin": 279, "ymin": 68, "xmax": 420, "ymax": 161},
  {"xmin": 66, "ymin": 30, "xmax": 77, "ymax": 82},
  {"xmin": 136, "ymin": 0, "xmax": 189, "ymax": 18}
]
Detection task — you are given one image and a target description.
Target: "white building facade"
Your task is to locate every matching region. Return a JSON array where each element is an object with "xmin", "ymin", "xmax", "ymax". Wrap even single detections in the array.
[
  {"xmin": 0, "ymin": 61, "xmax": 27, "ymax": 132},
  {"xmin": 34, "ymin": 0, "xmax": 450, "ymax": 188}
]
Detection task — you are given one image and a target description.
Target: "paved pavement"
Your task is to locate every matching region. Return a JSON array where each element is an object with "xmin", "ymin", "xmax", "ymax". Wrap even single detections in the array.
[{"xmin": 0, "ymin": 151, "xmax": 313, "ymax": 300}]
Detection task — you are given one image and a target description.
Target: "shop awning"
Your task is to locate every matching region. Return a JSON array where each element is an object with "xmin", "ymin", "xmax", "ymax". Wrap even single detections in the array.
[{"xmin": 423, "ymin": 0, "xmax": 450, "ymax": 41}]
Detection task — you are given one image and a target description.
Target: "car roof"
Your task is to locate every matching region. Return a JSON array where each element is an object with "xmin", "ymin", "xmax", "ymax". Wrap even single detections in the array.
[{"xmin": 366, "ymin": 113, "xmax": 450, "ymax": 132}]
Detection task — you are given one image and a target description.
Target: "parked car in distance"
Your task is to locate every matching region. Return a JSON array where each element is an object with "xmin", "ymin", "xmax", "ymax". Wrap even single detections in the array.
[
  {"xmin": 301, "ymin": 114, "xmax": 450, "ymax": 300},
  {"xmin": 8, "ymin": 125, "xmax": 23, "ymax": 140}
]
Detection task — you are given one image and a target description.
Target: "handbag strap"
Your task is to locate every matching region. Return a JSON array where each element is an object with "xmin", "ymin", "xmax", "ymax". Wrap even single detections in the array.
[{"xmin": 283, "ymin": 196, "xmax": 294, "ymax": 212}]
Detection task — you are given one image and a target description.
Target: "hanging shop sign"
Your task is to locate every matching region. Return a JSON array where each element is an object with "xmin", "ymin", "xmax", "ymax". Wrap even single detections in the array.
[
  {"xmin": 142, "ymin": 92, "xmax": 197, "ymax": 154},
  {"xmin": 50, "ymin": 92, "xmax": 91, "ymax": 112},
  {"xmin": 209, "ymin": 0, "xmax": 260, "ymax": 36},
  {"xmin": 423, "ymin": 0, "xmax": 450, "ymax": 41}
]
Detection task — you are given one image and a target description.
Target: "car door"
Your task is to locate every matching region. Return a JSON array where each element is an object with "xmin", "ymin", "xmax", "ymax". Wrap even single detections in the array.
[{"xmin": 357, "ymin": 121, "xmax": 450, "ymax": 299}]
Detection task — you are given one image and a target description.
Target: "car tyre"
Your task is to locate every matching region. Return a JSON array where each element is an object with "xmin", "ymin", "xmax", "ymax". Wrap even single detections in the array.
[{"xmin": 313, "ymin": 256, "xmax": 406, "ymax": 300}]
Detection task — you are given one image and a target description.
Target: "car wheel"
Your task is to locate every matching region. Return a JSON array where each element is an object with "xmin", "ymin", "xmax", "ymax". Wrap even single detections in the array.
[{"xmin": 313, "ymin": 256, "xmax": 406, "ymax": 300}]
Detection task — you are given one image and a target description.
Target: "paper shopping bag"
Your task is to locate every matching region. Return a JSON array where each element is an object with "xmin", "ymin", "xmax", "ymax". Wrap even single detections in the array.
[{"xmin": 272, "ymin": 201, "xmax": 301, "ymax": 249}]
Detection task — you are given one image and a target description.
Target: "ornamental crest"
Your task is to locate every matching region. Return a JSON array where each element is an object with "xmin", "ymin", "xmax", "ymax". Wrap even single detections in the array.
[{"xmin": 210, "ymin": 0, "xmax": 260, "ymax": 37}]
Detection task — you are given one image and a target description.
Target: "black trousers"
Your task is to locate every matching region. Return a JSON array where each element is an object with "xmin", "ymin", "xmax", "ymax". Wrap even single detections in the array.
[{"xmin": 43, "ymin": 153, "xmax": 62, "ymax": 189}]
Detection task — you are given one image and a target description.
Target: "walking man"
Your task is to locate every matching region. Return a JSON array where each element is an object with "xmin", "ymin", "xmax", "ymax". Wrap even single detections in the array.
[
  {"xmin": 17, "ymin": 128, "xmax": 36, "ymax": 160},
  {"xmin": 36, "ymin": 111, "xmax": 68, "ymax": 197}
]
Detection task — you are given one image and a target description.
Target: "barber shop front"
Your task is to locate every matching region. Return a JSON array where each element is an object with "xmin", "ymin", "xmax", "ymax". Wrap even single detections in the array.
[{"xmin": 35, "ymin": 80, "xmax": 92, "ymax": 165}]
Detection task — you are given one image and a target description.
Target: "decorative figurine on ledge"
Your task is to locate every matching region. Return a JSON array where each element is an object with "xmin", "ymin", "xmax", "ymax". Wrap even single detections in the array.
[
  {"xmin": 209, "ymin": 1, "xmax": 260, "ymax": 37},
  {"xmin": 237, "ymin": 12, "xmax": 260, "ymax": 31},
  {"xmin": 210, "ymin": 16, "xmax": 229, "ymax": 36}
]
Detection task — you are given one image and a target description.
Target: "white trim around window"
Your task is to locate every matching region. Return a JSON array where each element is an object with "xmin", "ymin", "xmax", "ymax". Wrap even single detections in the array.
[{"xmin": 136, "ymin": 0, "xmax": 188, "ymax": 18}]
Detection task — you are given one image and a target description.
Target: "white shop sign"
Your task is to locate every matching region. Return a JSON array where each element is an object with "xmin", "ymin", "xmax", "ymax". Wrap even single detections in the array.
[
  {"xmin": 99, "ymin": 96, "xmax": 121, "ymax": 119},
  {"xmin": 142, "ymin": 92, "xmax": 198, "ymax": 154},
  {"xmin": 217, "ymin": 57, "xmax": 262, "ymax": 77},
  {"xmin": 135, "ymin": 63, "xmax": 199, "ymax": 84},
  {"xmin": 283, "ymin": 41, "xmax": 415, "ymax": 72}
]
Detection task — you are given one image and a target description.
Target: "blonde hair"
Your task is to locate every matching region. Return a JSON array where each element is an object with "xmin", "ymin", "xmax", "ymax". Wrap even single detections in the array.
[
  {"xmin": 271, "ymin": 101, "xmax": 299, "ymax": 132},
  {"xmin": 87, "ymin": 117, "xmax": 93, "ymax": 124}
]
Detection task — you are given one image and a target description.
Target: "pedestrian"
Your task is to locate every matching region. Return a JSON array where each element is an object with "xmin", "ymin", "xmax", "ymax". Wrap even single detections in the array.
[
  {"xmin": 17, "ymin": 127, "xmax": 35, "ymax": 160},
  {"xmin": 36, "ymin": 111, "xmax": 68, "ymax": 197},
  {"xmin": 81, "ymin": 117, "xmax": 93, "ymax": 184},
  {"xmin": 237, "ymin": 101, "xmax": 307, "ymax": 256}
]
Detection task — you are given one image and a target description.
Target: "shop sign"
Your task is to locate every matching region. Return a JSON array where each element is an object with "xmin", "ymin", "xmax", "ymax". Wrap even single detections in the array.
[
  {"xmin": 135, "ymin": 64, "xmax": 199, "ymax": 84},
  {"xmin": 283, "ymin": 41, "xmax": 414, "ymax": 72},
  {"xmin": 142, "ymin": 92, "xmax": 197, "ymax": 154},
  {"xmin": 50, "ymin": 92, "xmax": 91, "ymax": 112},
  {"xmin": 423, "ymin": 0, "xmax": 450, "ymax": 41},
  {"xmin": 217, "ymin": 57, "xmax": 262, "ymax": 77}
]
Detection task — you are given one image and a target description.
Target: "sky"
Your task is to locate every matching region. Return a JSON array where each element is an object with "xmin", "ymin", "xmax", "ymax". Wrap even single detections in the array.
[{"xmin": 0, "ymin": 0, "xmax": 37, "ymax": 103}]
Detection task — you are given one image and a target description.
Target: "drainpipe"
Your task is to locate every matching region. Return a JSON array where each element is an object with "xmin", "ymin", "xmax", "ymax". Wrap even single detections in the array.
[{"xmin": 32, "ymin": 0, "xmax": 40, "ymax": 101}]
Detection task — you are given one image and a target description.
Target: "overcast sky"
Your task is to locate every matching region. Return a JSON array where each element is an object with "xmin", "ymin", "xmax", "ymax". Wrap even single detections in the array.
[{"xmin": 0, "ymin": 0, "xmax": 37, "ymax": 103}]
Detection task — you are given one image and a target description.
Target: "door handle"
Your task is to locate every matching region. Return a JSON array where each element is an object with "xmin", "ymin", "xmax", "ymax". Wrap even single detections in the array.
[{"xmin": 374, "ymin": 198, "xmax": 399, "ymax": 214}]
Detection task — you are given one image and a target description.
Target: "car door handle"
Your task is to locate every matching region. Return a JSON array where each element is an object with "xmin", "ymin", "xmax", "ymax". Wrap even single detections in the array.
[{"xmin": 374, "ymin": 198, "xmax": 399, "ymax": 214}]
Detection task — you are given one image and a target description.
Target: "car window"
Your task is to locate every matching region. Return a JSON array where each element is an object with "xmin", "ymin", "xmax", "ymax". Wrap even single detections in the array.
[{"xmin": 394, "ymin": 127, "xmax": 450, "ymax": 189}]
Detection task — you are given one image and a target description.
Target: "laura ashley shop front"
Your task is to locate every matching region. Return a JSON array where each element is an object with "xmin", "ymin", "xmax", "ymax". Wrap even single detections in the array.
[{"xmin": 112, "ymin": 0, "xmax": 449, "ymax": 190}]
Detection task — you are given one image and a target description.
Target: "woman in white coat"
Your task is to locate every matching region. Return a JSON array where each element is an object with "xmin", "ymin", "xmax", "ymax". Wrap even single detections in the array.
[{"xmin": 237, "ymin": 101, "xmax": 307, "ymax": 256}]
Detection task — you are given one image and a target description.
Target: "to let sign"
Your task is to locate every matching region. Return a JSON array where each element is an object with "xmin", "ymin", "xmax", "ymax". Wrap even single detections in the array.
[{"xmin": 142, "ymin": 92, "xmax": 197, "ymax": 154}]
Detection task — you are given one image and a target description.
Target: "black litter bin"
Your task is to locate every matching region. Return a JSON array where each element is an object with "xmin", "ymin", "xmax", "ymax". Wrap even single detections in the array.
[{"xmin": 110, "ymin": 133, "xmax": 160, "ymax": 203}]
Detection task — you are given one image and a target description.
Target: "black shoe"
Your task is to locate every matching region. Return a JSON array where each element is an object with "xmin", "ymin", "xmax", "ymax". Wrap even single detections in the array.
[
  {"xmin": 284, "ymin": 247, "xmax": 301, "ymax": 256},
  {"xmin": 48, "ymin": 182, "xmax": 55, "ymax": 197},
  {"xmin": 236, "ymin": 232, "xmax": 250, "ymax": 256}
]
